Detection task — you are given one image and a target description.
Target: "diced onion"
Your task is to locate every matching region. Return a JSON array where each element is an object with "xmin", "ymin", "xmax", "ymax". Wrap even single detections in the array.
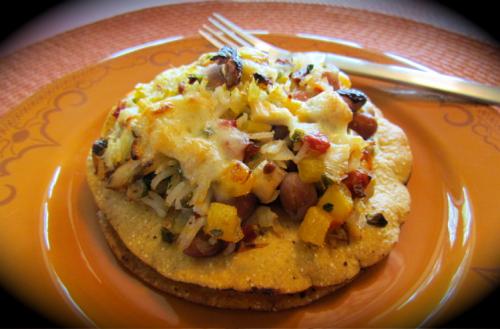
[
  {"xmin": 141, "ymin": 191, "xmax": 167, "ymax": 217},
  {"xmin": 165, "ymin": 181, "xmax": 193, "ymax": 209},
  {"xmin": 151, "ymin": 167, "xmax": 177, "ymax": 190},
  {"xmin": 107, "ymin": 160, "xmax": 141, "ymax": 188},
  {"xmin": 260, "ymin": 140, "xmax": 294, "ymax": 161},
  {"xmin": 177, "ymin": 216, "xmax": 206, "ymax": 251},
  {"xmin": 248, "ymin": 131, "xmax": 274, "ymax": 141},
  {"xmin": 324, "ymin": 144, "xmax": 350, "ymax": 182}
]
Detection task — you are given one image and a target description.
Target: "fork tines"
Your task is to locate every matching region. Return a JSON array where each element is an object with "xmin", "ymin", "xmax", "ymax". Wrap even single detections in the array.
[{"xmin": 199, "ymin": 13, "xmax": 262, "ymax": 49}]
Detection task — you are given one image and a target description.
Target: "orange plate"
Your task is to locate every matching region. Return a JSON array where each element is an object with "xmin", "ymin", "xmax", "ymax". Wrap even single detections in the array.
[{"xmin": 0, "ymin": 35, "xmax": 499, "ymax": 327}]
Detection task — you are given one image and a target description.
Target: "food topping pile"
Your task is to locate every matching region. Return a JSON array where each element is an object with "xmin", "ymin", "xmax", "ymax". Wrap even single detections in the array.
[{"xmin": 91, "ymin": 46, "xmax": 384, "ymax": 257}]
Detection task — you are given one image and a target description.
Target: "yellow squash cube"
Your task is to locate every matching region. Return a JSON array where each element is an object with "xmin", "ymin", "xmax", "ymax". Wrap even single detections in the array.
[
  {"xmin": 298, "ymin": 206, "xmax": 332, "ymax": 246},
  {"xmin": 318, "ymin": 184, "xmax": 353, "ymax": 227},
  {"xmin": 205, "ymin": 203, "xmax": 244, "ymax": 242},
  {"xmin": 216, "ymin": 161, "xmax": 254, "ymax": 199},
  {"xmin": 298, "ymin": 158, "xmax": 325, "ymax": 183}
]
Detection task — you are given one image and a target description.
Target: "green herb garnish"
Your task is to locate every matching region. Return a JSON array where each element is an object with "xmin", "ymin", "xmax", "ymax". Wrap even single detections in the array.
[
  {"xmin": 161, "ymin": 227, "xmax": 177, "ymax": 243},
  {"xmin": 322, "ymin": 203, "xmax": 334, "ymax": 212},
  {"xmin": 203, "ymin": 127, "xmax": 215, "ymax": 137},
  {"xmin": 291, "ymin": 129, "xmax": 305, "ymax": 143}
]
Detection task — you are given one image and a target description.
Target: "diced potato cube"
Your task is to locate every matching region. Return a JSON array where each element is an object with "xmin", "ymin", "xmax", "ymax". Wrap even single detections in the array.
[
  {"xmin": 298, "ymin": 158, "xmax": 325, "ymax": 183},
  {"xmin": 205, "ymin": 203, "xmax": 243, "ymax": 242},
  {"xmin": 318, "ymin": 184, "xmax": 353, "ymax": 227},
  {"xmin": 298, "ymin": 206, "xmax": 331, "ymax": 246},
  {"xmin": 251, "ymin": 160, "xmax": 286, "ymax": 203},
  {"xmin": 216, "ymin": 161, "xmax": 254, "ymax": 199}
]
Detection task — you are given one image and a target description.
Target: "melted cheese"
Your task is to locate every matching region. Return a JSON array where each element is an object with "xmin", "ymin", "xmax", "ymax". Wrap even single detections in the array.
[{"xmin": 104, "ymin": 48, "xmax": 360, "ymax": 215}]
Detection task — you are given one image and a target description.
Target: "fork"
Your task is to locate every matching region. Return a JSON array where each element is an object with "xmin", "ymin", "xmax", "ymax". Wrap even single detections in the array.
[{"xmin": 199, "ymin": 13, "xmax": 500, "ymax": 105}]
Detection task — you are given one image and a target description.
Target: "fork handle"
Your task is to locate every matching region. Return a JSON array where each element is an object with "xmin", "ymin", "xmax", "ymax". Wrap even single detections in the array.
[{"xmin": 323, "ymin": 53, "xmax": 500, "ymax": 105}]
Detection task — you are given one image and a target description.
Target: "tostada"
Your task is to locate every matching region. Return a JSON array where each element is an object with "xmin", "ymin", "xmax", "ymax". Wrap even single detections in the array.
[{"xmin": 87, "ymin": 46, "xmax": 412, "ymax": 310}]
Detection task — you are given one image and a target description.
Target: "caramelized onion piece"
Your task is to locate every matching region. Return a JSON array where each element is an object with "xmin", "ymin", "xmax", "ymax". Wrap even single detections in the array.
[
  {"xmin": 210, "ymin": 46, "xmax": 242, "ymax": 89},
  {"xmin": 348, "ymin": 113, "xmax": 378, "ymax": 140},
  {"xmin": 337, "ymin": 89, "xmax": 368, "ymax": 112},
  {"xmin": 92, "ymin": 138, "xmax": 108, "ymax": 156},
  {"xmin": 279, "ymin": 173, "xmax": 318, "ymax": 221}
]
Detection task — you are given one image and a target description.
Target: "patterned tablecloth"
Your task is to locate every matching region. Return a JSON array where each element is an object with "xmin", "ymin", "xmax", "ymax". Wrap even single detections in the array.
[{"xmin": 0, "ymin": 1, "xmax": 498, "ymax": 117}]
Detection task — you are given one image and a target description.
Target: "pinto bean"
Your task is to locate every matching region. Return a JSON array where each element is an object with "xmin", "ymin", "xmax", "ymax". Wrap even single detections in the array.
[
  {"xmin": 279, "ymin": 173, "xmax": 318, "ymax": 221},
  {"xmin": 229, "ymin": 193, "xmax": 258, "ymax": 222},
  {"xmin": 348, "ymin": 112, "xmax": 378, "ymax": 140},
  {"xmin": 183, "ymin": 232, "xmax": 227, "ymax": 257}
]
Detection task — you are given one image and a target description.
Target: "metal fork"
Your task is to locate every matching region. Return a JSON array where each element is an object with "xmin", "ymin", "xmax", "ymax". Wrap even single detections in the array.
[{"xmin": 199, "ymin": 13, "xmax": 500, "ymax": 105}]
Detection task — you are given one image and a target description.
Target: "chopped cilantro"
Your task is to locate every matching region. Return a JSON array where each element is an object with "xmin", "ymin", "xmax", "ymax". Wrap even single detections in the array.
[{"xmin": 322, "ymin": 203, "xmax": 334, "ymax": 212}]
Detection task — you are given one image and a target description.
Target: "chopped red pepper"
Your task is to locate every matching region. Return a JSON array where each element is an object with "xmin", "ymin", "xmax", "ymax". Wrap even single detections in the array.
[
  {"xmin": 243, "ymin": 142, "xmax": 260, "ymax": 163},
  {"xmin": 304, "ymin": 133, "xmax": 331, "ymax": 154},
  {"xmin": 342, "ymin": 170, "xmax": 372, "ymax": 198},
  {"xmin": 292, "ymin": 90, "xmax": 309, "ymax": 101}
]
